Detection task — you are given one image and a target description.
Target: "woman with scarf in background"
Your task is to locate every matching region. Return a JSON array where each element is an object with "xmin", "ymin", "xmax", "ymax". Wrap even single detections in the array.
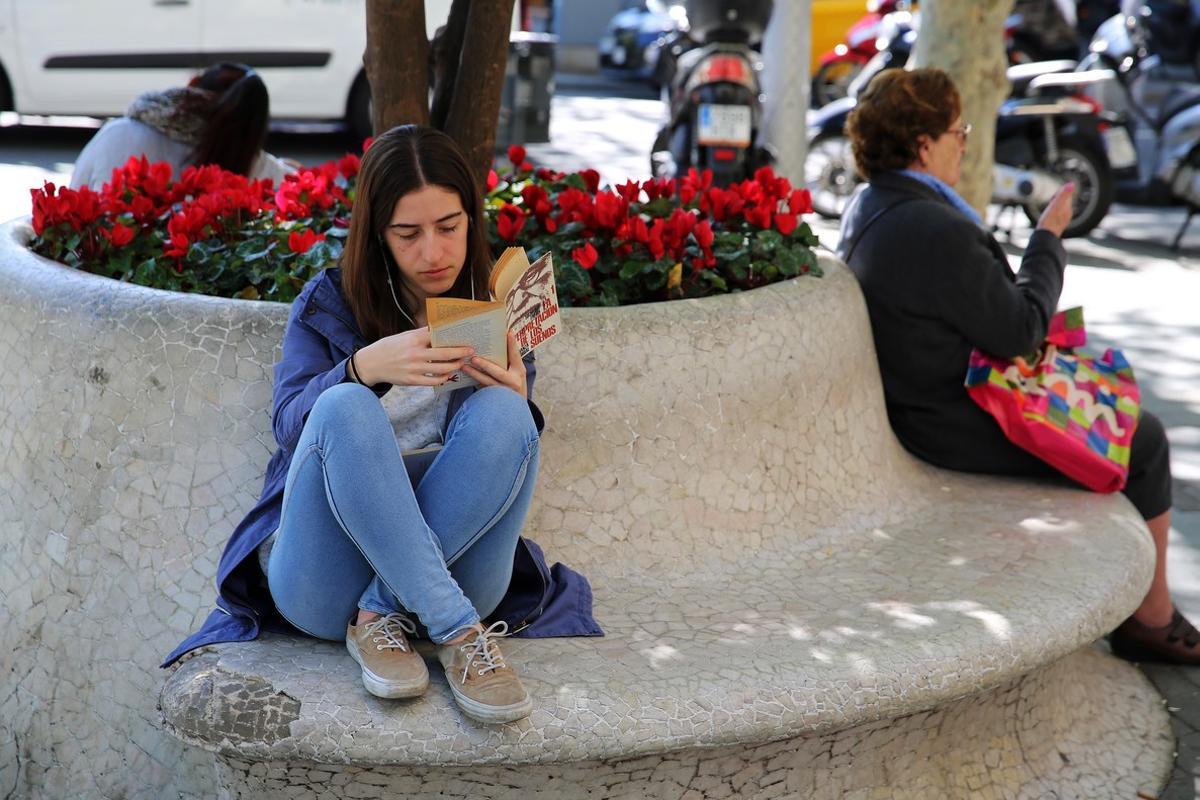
[{"xmin": 70, "ymin": 61, "xmax": 291, "ymax": 189}]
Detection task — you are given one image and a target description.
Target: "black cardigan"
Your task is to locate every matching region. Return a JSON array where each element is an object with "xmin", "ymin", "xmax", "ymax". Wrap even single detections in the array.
[{"xmin": 836, "ymin": 172, "xmax": 1067, "ymax": 473}]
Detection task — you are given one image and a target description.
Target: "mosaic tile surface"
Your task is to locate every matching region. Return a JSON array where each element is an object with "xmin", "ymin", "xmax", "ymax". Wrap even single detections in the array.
[
  {"xmin": 0, "ymin": 221, "xmax": 1167, "ymax": 798},
  {"xmin": 201, "ymin": 648, "xmax": 1171, "ymax": 799}
]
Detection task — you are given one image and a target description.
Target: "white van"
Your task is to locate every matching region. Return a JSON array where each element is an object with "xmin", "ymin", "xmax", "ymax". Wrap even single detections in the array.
[{"xmin": 0, "ymin": 0, "xmax": 459, "ymax": 139}]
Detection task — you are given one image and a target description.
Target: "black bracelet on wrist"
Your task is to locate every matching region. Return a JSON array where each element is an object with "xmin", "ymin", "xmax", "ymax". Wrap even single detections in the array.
[{"xmin": 347, "ymin": 351, "xmax": 362, "ymax": 384}]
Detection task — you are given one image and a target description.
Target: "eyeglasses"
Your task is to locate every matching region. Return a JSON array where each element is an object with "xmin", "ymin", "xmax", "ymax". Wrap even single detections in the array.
[{"xmin": 949, "ymin": 122, "xmax": 972, "ymax": 143}]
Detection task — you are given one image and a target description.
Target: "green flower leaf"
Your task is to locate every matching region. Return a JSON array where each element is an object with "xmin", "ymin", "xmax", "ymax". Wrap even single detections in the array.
[{"xmin": 234, "ymin": 239, "xmax": 274, "ymax": 261}]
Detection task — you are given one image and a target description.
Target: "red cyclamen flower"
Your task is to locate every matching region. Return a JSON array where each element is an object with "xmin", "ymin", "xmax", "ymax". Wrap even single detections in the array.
[
  {"xmin": 744, "ymin": 204, "xmax": 772, "ymax": 229},
  {"xmin": 496, "ymin": 203, "xmax": 527, "ymax": 242},
  {"xmin": 288, "ymin": 229, "xmax": 325, "ymax": 254},
  {"xmin": 774, "ymin": 212, "xmax": 798, "ymax": 236},
  {"xmin": 788, "ymin": 188, "xmax": 813, "ymax": 215},
  {"xmin": 579, "ymin": 169, "xmax": 601, "ymax": 194},
  {"xmin": 593, "ymin": 190, "xmax": 627, "ymax": 230},
  {"xmin": 571, "ymin": 242, "xmax": 598, "ymax": 269},
  {"xmin": 101, "ymin": 223, "xmax": 136, "ymax": 248}
]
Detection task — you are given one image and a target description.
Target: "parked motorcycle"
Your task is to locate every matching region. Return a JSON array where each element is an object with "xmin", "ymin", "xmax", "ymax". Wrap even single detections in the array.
[
  {"xmin": 1125, "ymin": 0, "xmax": 1200, "ymax": 79},
  {"xmin": 804, "ymin": 9, "xmax": 1119, "ymax": 238},
  {"xmin": 1008, "ymin": 0, "xmax": 1085, "ymax": 63},
  {"xmin": 1077, "ymin": 0, "xmax": 1123, "ymax": 43},
  {"xmin": 649, "ymin": 0, "xmax": 774, "ymax": 186},
  {"xmin": 1081, "ymin": 7, "xmax": 1200, "ymax": 247},
  {"xmin": 812, "ymin": 0, "xmax": 911, "ymax": 108}
]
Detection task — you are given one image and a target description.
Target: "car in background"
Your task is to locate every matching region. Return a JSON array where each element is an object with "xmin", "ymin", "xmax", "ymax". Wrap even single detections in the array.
[
  {"xmin": 0, "ymin": 0, "xmax": 456, "ymax": 141},
  {"xmin": 598, "ymin": 0, "xmax": 688, "ymax": 80},
  {"xmin": 811, "ymin": 0, "xmax": 881, "ymax": 74}
]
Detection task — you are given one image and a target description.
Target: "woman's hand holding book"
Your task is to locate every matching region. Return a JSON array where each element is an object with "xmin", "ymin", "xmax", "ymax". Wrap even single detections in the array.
[
  {"xmin": 461, "ymin": 332, "xmax": 526, "ymax": 398},
  {"xmin": 354, "ymin": 328, "xmax": 475, "ymax": 388}
]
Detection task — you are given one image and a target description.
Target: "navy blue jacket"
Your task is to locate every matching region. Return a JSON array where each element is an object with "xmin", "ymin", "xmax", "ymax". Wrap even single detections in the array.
[{"xmin": 163, "ymin": 268, "xmax": 601, "ymax": 667}]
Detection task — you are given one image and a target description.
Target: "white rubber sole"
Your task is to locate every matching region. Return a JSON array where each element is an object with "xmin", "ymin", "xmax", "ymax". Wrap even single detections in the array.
[
  {"xmin": 346, "ymin": 637, "xmax": 429, "ymax": 699},
  {"xmin": 446, "ymin": 680, "xmax": 534, "ymax": 724}
]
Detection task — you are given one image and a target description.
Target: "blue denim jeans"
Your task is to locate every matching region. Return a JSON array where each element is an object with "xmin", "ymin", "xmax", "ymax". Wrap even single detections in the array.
[{"xmin": 266, "ymin": 382, "xmax": 539, "ymax": 644}]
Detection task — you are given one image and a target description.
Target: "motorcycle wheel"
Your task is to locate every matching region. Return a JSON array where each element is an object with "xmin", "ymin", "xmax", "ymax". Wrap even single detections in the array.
[
  {"xmin": 650, "ymin": 126, "xmax": 675, "ymax": 179},
  {"xmin": 812, "ymin": 60, "xmax": 862, "ymax": 108},
  {"xmin": 804, "ymin": 132, "xmax": 862, "ymax": 219},
  {"xmin": 1021, "ymin": 136, "xmax": 1114, "ymax": 238}
]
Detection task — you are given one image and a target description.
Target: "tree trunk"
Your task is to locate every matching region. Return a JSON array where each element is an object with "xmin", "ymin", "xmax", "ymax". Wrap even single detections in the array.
[
  {"xmin": 759, "ymin": 0, "xmax": 812, "ymax": 183},
  {"xmin": 441, "ymin": 0, "xmax": 516, "ymax": 188},
  {"xmin": 365, "ymin": 0, "xmax": 430, "ymax": 133},
  {"xmin": 911, "ymin": 0, "xmax": 1015, "ymax": 214}
]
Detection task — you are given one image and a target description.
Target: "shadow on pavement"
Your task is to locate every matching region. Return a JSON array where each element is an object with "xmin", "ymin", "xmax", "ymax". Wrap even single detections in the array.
[
  {"xmin": 998, "ymin": 236, "xmax": 1138, "ymax": 272},
  {"xmin": 1089, "ymin": 227, "xmax": 1200, "ymax": 263}
]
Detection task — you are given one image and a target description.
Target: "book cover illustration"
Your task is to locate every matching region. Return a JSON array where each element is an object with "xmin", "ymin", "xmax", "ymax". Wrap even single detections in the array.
[
  {"xmin": 427, "ymin": 247, "xmax": 562, "ymax": 391},
  {"xmin": 502, "ymin": 251, "xmax": 560, "ymax": 358}
]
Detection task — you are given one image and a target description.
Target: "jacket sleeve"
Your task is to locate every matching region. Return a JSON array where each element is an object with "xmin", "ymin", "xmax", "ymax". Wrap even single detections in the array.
[
  {"xmin": 523, "ymin": 352, "xmax": 546, "ymax": 433},
  {"xmin": 934, "ymin": 219, "xmax": 1066, "ymax": 359},
  {"xmin": 271, "ymin": 296, "xmax": 354, "ymax": 452}
]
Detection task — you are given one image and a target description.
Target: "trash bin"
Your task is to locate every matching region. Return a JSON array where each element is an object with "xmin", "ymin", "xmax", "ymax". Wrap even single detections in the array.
[{"xmin": 496, "ymin": 32, "xmax": 557, "ymax": 149}]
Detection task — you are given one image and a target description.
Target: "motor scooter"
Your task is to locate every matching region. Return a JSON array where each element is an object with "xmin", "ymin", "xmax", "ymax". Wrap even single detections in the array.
[
  {"xmin": 1124, "ymin": 0, "xmax": 1200, "ymax": 78},
  {"xmin": 1008, "ymin": 0, "xmax": 1085, "ymax": 63},
  {"xmin": 812, "ymin": 0, "xmax": 910, "ymax": 108},
  {"xmin": 649, "ymin": 0, "xmax": 774, "ymax": 186},
  {"xmin": 1081, "ymin": 8, "xmax": 1200, "ymax": 247},
  {"xmin": 803, "ymin": 9, "xmax": 1120, "ymax": 237}
]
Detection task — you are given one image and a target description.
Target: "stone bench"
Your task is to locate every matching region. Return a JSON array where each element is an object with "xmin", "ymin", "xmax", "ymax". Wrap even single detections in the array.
[{"xmin": 0, "ymin": 220, "xmax": 1173, "ymax": 799}]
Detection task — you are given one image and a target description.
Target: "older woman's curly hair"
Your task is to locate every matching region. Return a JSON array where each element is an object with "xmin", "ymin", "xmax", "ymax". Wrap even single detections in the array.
[{"xmin": 845, "ymin": 68, "xmax": 962, "ymax": 180}]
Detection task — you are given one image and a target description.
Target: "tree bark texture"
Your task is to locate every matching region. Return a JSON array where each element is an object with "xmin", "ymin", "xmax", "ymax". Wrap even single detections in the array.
[
  {"xmin": 911, "ymin": 0, "xmax": 1016, "ymax": 213},
  {"xmin": 441, "ymin": 0, "xmax": 517, "ymax": 189},
  {"xmin": 759, "ymin": 0, "xmax": 812, "ymax": 183},
  {"xmin": 365, "ymin": 0, "xmax": 430, "ymax": 133}
]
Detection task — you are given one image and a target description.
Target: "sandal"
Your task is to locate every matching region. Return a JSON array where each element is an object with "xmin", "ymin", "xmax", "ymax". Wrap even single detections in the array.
[{"xmin": 1109, "ymin": 608, "xmax": 1200, "ymax": 666}]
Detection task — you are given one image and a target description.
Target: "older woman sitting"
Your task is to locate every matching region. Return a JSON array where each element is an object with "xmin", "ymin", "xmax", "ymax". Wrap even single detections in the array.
[{"xmin": 836, "ymin": 67, "xmax": 1199, "ymax": 665}]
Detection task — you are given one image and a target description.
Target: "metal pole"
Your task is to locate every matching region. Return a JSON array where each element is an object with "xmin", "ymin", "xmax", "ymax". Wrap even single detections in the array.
[{"xmin": 760, "ymin": 0, "xmax": 812, "ymax": 183}]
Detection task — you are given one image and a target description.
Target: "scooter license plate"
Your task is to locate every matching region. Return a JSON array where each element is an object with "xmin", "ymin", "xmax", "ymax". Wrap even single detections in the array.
[
  {"xmin": 698, "ymin": 104, "xmax": 752, "ymax": 147},
  {"xmin": 1102, "ymin": 126, "xmax": 1137, "ymax": 170}
]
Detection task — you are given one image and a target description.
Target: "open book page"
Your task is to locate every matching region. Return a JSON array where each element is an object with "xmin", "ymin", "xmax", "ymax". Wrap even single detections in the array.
[
  {"xmin": 502, "ymin": 252, "xmax": 561, "ymax": 357},
  {"xmin": 426, "ymin": 297, "xmax": 496, "ymax": 327},
  {"xmin": 490, "ymin": 247, "xmax": 529, "ymax": 300},
  {"xmin": 427, "ymin": 305, "xmax": 507, "ymax": 392}
]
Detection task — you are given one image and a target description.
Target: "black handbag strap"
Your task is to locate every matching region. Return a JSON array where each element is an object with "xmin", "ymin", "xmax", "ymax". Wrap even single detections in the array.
[{"xmin": 842, "ymin": 197, "xmax": 919, "ymax": 264}]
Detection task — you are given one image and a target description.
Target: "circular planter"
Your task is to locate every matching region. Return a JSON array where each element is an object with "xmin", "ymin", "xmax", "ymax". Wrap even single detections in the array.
[{"xmin": 0, "ymin": 219, "xmax": 1171, "ymax": 799}]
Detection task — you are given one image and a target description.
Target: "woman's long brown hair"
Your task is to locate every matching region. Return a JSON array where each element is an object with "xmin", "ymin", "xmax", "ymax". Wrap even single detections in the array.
[
  {"xmin": 341, "ymin": 125, "xmax": 492, "ymax": 343},
  {"xmin": 188, "ymin": 62, "xmax": 270, "ymax": 177}
]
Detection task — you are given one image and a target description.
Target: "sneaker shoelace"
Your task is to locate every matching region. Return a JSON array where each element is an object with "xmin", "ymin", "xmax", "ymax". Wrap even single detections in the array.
[
  {"xmin": 457, "ymin": 620, "xmax": 511, "ymax": 684},
  {"xmin": 364, "ymin": 612, "xmax": 417, "ymax": 652}
]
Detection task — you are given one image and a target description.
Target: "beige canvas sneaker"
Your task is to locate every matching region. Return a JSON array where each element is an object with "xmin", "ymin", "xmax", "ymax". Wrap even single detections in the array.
[
  {"xmin": 437, "ymin": 621, "xmax": 533, "ymax": 724},
  {"xmin": 346, "ymin": 612, "xmax": 429, "ymax": 699}
]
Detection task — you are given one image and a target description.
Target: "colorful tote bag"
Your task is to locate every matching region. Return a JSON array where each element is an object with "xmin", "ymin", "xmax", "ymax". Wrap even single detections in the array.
[{"xmin": 964, "ymin": 307, "xmax": 1140, "ymax": 493}]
